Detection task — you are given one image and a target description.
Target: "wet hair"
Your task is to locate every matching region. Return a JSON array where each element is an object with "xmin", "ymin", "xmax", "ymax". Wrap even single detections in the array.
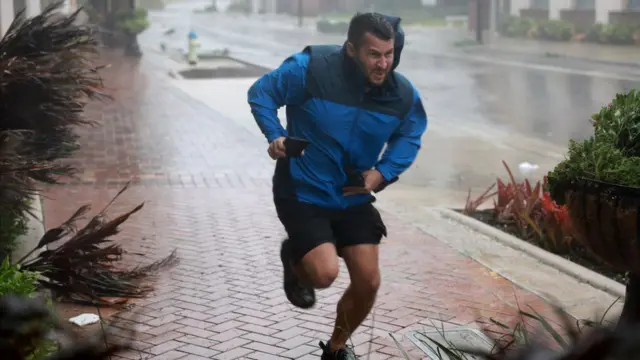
[{"xmin": 347, "ymin": 12, "xmax": 394, "ymax": 49}]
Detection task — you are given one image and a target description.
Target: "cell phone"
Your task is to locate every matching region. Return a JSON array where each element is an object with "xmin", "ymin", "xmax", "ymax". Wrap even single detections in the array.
[{"xmin": 284, "ymin": 137, "xmax": 310, "ymax": 157}]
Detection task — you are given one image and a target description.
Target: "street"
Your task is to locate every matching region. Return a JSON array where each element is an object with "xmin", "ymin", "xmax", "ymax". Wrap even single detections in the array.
[{"xmin": 143, "ymin": 4, "xmax": 640, "ymax": 207}]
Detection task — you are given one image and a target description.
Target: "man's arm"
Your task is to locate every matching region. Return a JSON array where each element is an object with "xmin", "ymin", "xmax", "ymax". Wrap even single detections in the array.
[
  {"xmin": 375, "ymin": 88, "xmax": 428, "ymax": 181},
  {"xmin": 247, "ymin": 52, "xmax": 309, "ymax": 143}
]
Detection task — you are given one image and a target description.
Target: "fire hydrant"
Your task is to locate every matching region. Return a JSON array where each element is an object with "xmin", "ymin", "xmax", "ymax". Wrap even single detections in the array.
[{"xmin": 187, "ymin": 31, "xmax": 200, "ymax": 65}]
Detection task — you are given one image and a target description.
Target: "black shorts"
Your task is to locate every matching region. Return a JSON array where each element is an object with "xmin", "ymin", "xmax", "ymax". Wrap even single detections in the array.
[{"xmin": 274, "ymin": 198, "xmax": 387, "ymax": 263}]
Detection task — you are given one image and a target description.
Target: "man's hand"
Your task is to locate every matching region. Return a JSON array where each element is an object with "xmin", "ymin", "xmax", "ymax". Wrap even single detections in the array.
[
  {"xmin": 343, "ymin": 169, "xmax": 385, "ymax": 196},
  {"xmin": 268, "ymin": 137, "xmax": 287, "ymax": 159}
]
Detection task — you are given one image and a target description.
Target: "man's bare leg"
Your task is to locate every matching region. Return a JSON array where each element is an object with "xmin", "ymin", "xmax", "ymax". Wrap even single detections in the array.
[
  {"xmin": 329, "ymin": 244, "xmax": 380, "ymax": 352},
  {"xmin": 293, "ymin": 243, "xmax": 340, "ymax": 288}
]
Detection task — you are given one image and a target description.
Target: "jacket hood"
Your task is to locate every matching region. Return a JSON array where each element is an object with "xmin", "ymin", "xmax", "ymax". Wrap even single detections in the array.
[{"xmin": 382, "ymin": 15, "xmax": 404, "ymax": 70}]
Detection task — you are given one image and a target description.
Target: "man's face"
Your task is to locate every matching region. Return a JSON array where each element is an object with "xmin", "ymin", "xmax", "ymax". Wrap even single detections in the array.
[{"xmin": 348, "ymin": 32, "xmax": 394, "ymax": 86}]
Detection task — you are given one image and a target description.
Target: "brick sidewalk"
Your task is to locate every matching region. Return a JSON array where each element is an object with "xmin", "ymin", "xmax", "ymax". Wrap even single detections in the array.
[{"xmin": 42, "ymin": 51, "xmax": 556, "ymax": 359}]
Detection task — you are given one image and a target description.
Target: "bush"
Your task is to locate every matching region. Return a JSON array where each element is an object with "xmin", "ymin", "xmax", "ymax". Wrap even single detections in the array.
[
  {"xmin": 499, "ymin": 15, "xmax": 537, "ymax": 38},
  {"xmin": 136, "ymin": 0, "xmax": 166, "ymax": 10},
  {"xmin": 547, "ymin": 90, "xmax": 640, "ymax": 201},
  {"xmin": 586, "ymin": 23, "xmax": 635, "ymax": 45},
  {"xmin": 117, "ymin": 8, "xmax": 151, "ymax": 35},
  {"xmin": 316, "ymin": 19, "xmax": 349, "ymax": 34},
  {"xmin": 0, "ymin": 258, "xmax": 39, "ymax": 296},
  {"xmin": 538, "ymin": 19, "xmax": 575, "ymax": 41},
  {"xmin": 227, "ymin": 0, "xmax": 251, "ymax": 13}
]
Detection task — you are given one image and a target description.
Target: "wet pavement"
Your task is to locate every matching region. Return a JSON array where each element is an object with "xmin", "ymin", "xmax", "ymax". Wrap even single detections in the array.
[
  {"xmin": 142, "ymin": 7, "xmax": 640, "ymax": 208},
  {"xmin": 41, "ymin": 49, "xmax": 561, "ymax": 359}
]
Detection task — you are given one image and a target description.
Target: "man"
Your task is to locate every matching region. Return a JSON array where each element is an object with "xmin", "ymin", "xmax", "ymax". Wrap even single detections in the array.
[{"xmin": 247, "ymin": 13, "xmax": 427, "ymax": 360}]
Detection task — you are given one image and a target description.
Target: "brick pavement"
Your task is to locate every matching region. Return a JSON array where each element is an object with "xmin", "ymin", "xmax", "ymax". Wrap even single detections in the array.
[{"xmin": 41, "ymin": 50, "xmax": 558, "ymax": 359}]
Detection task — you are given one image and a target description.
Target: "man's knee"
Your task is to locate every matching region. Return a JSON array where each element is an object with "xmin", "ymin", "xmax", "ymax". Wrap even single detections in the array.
[
  {"xmin": 354, "ymin": 269, "xmax": 381, "ymax": 297},
  {"xmin": 310, "ymin": 263, "xmax": 339, "ymax": 289},
  {"xmin": 300, "ymin": 243, "xmax": 339, "ymax": 289}
]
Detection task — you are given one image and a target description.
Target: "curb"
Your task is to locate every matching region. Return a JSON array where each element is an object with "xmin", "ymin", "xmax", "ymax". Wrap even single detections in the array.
[
  {"xmin": 469, "ymin": 44, "xmax": 640, "ymax": 69},
  {"xmin": 436, "ymin": 208, "xmax": 626, "ymax": 299}
]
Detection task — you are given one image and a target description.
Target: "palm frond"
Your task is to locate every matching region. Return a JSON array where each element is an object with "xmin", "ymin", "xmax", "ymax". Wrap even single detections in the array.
[{"xmin": 19, "ymin": 183, "xmax": 178, "ymax": 306}]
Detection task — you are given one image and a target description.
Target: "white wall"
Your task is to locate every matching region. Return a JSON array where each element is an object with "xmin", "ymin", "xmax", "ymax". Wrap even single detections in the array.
[
  {"xmin": 0, "ymin": 1, "xmax": 15, "ymax": 36},
  {"xmin": 549, "ymin": 0, "xmax": 572, "ymax": 19},
  {"xmin": 510, "ymin": 0, "xmax": 531, "ymax": 16},
  {"xmin": 595, "ymin": 0, "xmax": 624, "ymax": 24}
]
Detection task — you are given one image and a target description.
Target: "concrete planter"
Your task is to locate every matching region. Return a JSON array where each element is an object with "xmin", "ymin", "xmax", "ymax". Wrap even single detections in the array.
[{"xmin": 11, "ymin": 193, "xmax": 45, "ymax": 264}]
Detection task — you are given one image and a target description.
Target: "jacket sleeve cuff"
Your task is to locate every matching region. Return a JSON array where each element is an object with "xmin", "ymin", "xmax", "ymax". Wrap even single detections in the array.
[
  {"xmin": 375, "ymin": 163, "xmax": 396, "ymax": 182},
  {"xmin": 266, "ymin": 130, "xmax": 287, "ymax": 143}
]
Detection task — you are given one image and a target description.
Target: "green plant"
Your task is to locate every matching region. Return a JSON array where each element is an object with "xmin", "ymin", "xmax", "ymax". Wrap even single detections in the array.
[
  {"xmin": 0, "ymin": 258, "xmax": 39, "ymax": 296},
  {"xmin": 537, "ymin": 19, "xmax": 575, "ymax": 41},
  {"xmin": 499, "ymin": 16, "xmax": 537, "ymax": 38},
  {"xmin": 586, "ymin": 23, "xmax": 635, "ymax": 45},
  {"xmin": 547, "ymin": 90, "xmax": 640, "ymax": 202},
  {"xmin": 227, "ymin": 0, "xmax": 251, "ymax": 13},
  {"xmin": 116, "ymin": 8, "xmax": 150, "ymax": 35},
  {"xmin": 136, "ymin": 0, "xmax": 166, "ymax": 10}
]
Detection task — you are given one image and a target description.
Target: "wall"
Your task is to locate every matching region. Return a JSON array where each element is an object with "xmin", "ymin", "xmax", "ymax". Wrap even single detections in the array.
[{"xmin": 560, "ymin": 9, "xmax": 595, "ymax": 31}]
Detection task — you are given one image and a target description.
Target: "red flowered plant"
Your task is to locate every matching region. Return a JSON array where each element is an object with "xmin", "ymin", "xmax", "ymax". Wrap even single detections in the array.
[{"xmin": 464, "ymin": 161, "xmax": 573, "ymax": 253}]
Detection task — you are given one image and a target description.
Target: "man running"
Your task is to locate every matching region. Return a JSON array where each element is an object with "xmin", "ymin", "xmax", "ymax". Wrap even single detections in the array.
[{"xmin": 248, "ymin": 12, "xmax": 427, "ymax": 360}]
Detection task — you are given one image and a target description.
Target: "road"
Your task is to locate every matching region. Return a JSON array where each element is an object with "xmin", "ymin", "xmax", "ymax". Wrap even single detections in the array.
[{"xmin": 142, "ymin": 3, "xmax": 640, "ymax": 207}]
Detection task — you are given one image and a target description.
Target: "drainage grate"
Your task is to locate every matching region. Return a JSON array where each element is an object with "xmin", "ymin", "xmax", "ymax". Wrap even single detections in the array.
[{"xmin": 406, "ymin": 328, "xmax": 493, "ymax": 359}]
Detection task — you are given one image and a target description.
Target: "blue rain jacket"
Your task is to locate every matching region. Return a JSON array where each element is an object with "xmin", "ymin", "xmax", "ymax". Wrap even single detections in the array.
[{"xmin": 248, "ymin": 16, "xmax": 427, "ymax": 209}]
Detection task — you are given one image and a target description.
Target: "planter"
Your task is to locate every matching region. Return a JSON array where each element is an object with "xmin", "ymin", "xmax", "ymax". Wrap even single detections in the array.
[
  {"xmin": 123, "ymin": 32, "xmax": 143, "ymax": 57},
  {"xmin": 562, "ymin": 178, "xmax": 640, "ymax": 326},
  {"xmin": 11, "ymin": 193, "xmax": 45, "ymax": 264}
]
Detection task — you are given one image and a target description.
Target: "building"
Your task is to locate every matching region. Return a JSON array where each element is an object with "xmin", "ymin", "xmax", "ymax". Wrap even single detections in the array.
[
  {"xmin": 0, "ymin": 0, "xmax": 78, "ymax": 36},
  {"xmin": 273, "ymin": 0, "xmax": 362, "ymax": 16},
  {"xmin": 509, "ymin": 0, "xmax": 639, "ymax": 27},
  {"xmin": 470, "ymin": 0, "xmax": 640, "ymax": 34}
]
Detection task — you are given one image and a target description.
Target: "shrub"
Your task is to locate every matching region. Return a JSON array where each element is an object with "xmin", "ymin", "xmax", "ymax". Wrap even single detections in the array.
[
  {"xmin": 0, "ymin": 258, "xmax": 39, "ymax": 296},
  {"xmin": 499, "ymin": 16, "xmax": 537, "ymax": 38},
  {"xmin": 227, "ymin": 0, "xmax": 251, "ymax": 14},
  {"xmin": 116, "ymin": 8, "xmax": 151, "ymax": 35},
  {"xmin": 136, "ymin": 0, "xmax": 166, "ymax": 10},
  {"xmin": 585, "ymin": 23, "xmax": 635, "ymax": 45},
  {"xmin": 547, "ymin": 90, "xmax": 640, "ymax": 201},
  {"xmin": 538, "ymin": 19, "xmax": 575, "ymax": 41}
]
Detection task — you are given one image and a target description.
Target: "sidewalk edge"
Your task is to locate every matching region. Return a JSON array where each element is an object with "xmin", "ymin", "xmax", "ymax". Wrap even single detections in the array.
[
  {"xmin": 470, "ymin": 44, "xmax": 640, "ymax": 69},
  {"xmin": 436, "ymin": 208, "xmax": 626, "ymax": 299}
]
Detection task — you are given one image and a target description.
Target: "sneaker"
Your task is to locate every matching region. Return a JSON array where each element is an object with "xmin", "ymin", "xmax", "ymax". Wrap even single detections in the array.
[
  {"xmin": 280, "ymin": 239, "xmax": 316, "ymax": 309},
  {"xmin": 319, "ymin": 341, "xmax": 358, "ymax": 360}
]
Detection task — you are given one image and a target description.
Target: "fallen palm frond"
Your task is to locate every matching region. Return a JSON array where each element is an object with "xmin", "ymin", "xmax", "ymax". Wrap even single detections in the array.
[{"xmin": 19, "ymin": 182, "xmax": 178, "ymax": 306}]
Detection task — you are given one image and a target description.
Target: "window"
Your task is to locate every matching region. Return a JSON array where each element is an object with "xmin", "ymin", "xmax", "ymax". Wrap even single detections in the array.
[
  {"xmin": 630, "ymin": 0, "xmax": 640, "ymax": 10},
  {"xmin": 574, "ymin": 0, "xmax": 595, "ymax": 10},
  {"xmin": 531, "ymin": 0, "xmax": 549, "ymax": 10}
]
